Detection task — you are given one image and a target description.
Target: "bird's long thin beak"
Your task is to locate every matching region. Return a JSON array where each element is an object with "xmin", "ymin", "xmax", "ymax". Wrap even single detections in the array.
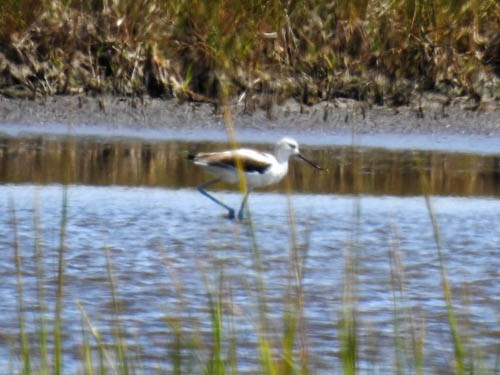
[{"xmin": 297, "ymin": 154, "xmax": 327, "ymax": 171}]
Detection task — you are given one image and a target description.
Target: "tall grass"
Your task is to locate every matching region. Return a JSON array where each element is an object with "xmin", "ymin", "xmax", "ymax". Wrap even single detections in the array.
[
  {"xmin": 53, "ymin": 186, "xmax": 67, "ymax": 375},
  {"xmin": 33, "ymin": 198, "xmax": 49, "ymax": 375},
  {"xmin": 10, "ymin": 201, "xmax": 31, "ymax": 375},
  {"xmin": 202, "ymin": 271, "xmax": 226, "ymax": 375},
  {"xmin": 339, "ymin": 151, "xmax": 362, "ymax": 375},
  {"xmin": 104, "ymin": 245, "xmax": 133, "ymax": 374},
  {"xmin": 388, "ymin": 225, "xmax": 425, "ymax": 375},
  {"xmin": 0, "ymin": 0, "xmax": 497, "ymax": 104},
  {"xmin": 417, "ymin": 157, "xmax": 466, "ymax": 374}
]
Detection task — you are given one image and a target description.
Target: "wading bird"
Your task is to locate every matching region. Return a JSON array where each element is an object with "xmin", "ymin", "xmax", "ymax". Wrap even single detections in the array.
[{"xmin": 189, "ymin": 137, "xmax": 325, "ymax": 219}]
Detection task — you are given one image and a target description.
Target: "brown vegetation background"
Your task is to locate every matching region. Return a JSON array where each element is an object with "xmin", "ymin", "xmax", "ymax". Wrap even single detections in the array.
[{"xmin": 0, "ymin": 0, "xmax": 499, "ymax": 110}]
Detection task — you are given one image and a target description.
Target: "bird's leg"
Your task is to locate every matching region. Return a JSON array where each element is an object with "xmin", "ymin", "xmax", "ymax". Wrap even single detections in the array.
[
  {"xmin": 198, "ymin": 179, "xmax": 235, "ymax": 219},
  {"xmin": 237, "ymin": 190, "xmax": 251, "ymax": 220}
]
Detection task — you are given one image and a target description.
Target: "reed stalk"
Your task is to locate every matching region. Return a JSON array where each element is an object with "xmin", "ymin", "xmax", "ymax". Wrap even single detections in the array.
[
  {"xmin": 416, "ymin": 154, "xmax": 466, "ymax": 374},
  {"xmin": 104, "ymin": 246, "xmax": 131, "ymax": 374},
  {"xmin": 388, "ymin": 227, "xmax": 425, "ymax": 375},
  {"xmin": 10, "ymin": 201, "xmax": 31, "ymax": 375},
  {"xmin": 222, "ymin": 104, "xmax": 280, "ymax": 374},
  {"xmin": 77, "ymin": 300, "xmax": 116, "ymax": 374},
  {"xmin": 53, "ymin": 186, "xmax": 68, "ymax": 375},
  {"xmin": 33, "ymin": 197, "xmax": 49, "ymax": 375},
  {"xmin": 203, "ymin": 273, "xmax": 226, "ymax": 375},
  {"xmin": 423, "ymin": 194, "xmax": 466, "ymax": 374}
]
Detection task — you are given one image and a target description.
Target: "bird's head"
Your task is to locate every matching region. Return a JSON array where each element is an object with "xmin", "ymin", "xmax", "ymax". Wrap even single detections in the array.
[
  {"xmin": 275, "ymin": 137, "xmax": 326, "ymax": 171},
  {"xmin": 275, "ymin": 137, "xmax": 300, "ymax": 160}
]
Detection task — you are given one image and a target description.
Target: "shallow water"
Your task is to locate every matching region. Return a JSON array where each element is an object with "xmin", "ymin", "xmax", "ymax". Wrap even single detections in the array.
[
  {"xmin": 1, "ymin": 136, "xmax": 499, "ymax": 196},
  {"xmin": 0, "ymin": 135, "xmax": 499, "ymax": 374}
]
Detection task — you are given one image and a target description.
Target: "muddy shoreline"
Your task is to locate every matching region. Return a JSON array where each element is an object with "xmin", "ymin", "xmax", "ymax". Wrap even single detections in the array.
[{"xmin": 0, "ymin": 95, "xmax": 499, "ymax": 149}]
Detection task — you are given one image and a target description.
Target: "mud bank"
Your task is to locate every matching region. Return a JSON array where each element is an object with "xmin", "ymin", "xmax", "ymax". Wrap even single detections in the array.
[
  {"xmin": 1, "ymin": 95, "xmax": 499, "ymax": 135},
  {"xmin": 1, "ymin": 95, "xmax": 500, "ymax": 155}
]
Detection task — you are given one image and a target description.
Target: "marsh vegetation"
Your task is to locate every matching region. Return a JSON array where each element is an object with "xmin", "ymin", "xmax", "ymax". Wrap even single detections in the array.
[{"xmin": 1, "ymin": 0, "xmax": 499, "ymax": 111}]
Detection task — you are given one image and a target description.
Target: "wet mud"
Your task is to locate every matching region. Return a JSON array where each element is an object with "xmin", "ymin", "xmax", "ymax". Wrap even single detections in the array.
[{"xmin": 0, "ymin": 96, "xmax": 499, "ymax": 141}]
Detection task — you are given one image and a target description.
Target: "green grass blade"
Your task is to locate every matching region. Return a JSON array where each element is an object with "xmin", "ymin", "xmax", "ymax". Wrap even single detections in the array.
[
  {"xmin": 417, "ymin": 154, "xmax": 466, "ymax": 374},
  {"xmin": 104, "ymin": 246, "xmax": 130, "ymax": 375},
  {"xmin": 10, "ymin": 201, "xmax": 31, "ymax": 375},
  {"xmin": 53, "ymin": 185, "xmax": 68, "ymax": 375},
  {"xmin": 33, "ymin": 196, "xmax": 49, "ymax": 375}
]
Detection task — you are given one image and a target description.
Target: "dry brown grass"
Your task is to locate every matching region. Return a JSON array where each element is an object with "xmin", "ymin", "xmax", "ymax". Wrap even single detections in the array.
[{"xmin": 0, "ymin": 0, "xmax": 498, "ymax": 109}]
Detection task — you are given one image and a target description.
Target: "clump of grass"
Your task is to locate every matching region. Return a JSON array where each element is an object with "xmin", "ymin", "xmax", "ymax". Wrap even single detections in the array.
[{"xmin": 0, "ymin": 0, "xmax": 498, "ymax": 107}]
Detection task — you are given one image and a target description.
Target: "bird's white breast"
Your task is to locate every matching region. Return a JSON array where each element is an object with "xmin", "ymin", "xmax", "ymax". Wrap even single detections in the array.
[{"xmin": 245, "ymin": 159, "xmax": 288, "ymax": 188}]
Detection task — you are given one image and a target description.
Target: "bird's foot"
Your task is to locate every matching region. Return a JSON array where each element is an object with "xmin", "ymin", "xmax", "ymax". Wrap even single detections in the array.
[{"xmin": 226, "ymin": 209, "xmax": 236, "ymax": 220}]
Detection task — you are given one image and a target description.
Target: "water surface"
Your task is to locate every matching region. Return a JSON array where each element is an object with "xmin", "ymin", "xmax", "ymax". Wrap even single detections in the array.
[
  {"xmin": 1, "ymin": 136, "xmax": 499, "ymax": 196},
  {"xmin": 0, "ymin": 135, "xmax": 499, "ymax": 374}
]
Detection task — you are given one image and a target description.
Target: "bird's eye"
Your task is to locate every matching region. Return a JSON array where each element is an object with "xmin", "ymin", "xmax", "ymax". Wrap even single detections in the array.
[{"xmin": 289, "ymin": 143, "xmax": 296, "ymax": 149}]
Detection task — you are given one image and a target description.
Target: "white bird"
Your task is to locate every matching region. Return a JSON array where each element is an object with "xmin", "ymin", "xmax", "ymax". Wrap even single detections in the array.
[{"xmin": 189, "ymin": 137, "xmax": 325, "ymax": 219}]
